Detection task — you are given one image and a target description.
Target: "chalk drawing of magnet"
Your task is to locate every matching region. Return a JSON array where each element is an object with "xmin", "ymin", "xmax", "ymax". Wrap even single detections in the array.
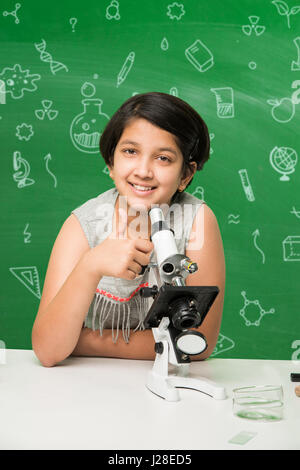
[{"xmin": 185, "ymin": 39, "xmax": 214, "ymax": 72}]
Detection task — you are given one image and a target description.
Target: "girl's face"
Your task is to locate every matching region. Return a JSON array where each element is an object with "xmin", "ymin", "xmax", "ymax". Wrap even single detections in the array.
[{"xmin": 109, "ymin": 118, "xmax": 196, "ymax": 212}]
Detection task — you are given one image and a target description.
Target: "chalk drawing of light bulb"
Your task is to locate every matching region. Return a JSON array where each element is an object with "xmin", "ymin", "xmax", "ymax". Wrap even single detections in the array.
[{"xmin": 70, "ymin": 82, "xmax": 110, "ymax": 154}]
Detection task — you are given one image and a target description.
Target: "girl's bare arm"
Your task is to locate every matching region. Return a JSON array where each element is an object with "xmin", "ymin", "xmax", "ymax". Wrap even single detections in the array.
[{"xmin": 32, "ymin": 215, "xmax": 100, "ymax": 367}]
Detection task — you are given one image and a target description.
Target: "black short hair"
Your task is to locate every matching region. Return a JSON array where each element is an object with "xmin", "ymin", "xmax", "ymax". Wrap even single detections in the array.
[{"xmin": 100, "ymin": 92, "xmax": 210, "ymax": 195}]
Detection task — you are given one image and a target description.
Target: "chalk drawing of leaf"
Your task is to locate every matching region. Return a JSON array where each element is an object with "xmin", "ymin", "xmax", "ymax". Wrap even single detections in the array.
[
  {"xmin": 272, "ymin": 0, "xmax": 289, "ymax": 15},
  {"xmin": 291, "ymin": 5, "xmax": 300, "ymax": 14}
]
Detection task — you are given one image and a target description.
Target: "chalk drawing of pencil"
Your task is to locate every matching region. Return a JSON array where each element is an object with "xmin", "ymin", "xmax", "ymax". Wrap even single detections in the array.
[
  {"xmin": 117, "ymin": 51, "xmax": 135, "ymax": 87},
  {"xmin": 185, "ymin": 39, "xmax": 214, "ymax": 72},
  {"xmin": 239, "ymin": 169, "xmax": 255, "ymax": 202}
]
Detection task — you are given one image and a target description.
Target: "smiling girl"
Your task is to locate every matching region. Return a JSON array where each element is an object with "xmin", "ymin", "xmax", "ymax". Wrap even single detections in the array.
[{"xmin": 32, "ymin": 92, "xmax": 225, "ymax": 367}]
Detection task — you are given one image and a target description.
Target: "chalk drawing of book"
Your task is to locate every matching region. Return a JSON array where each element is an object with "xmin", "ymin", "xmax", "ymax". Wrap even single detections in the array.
[
  {"xmin": 211, "ymin": 87, "xmax": 234, "ymax": 118},
  {"xmin": 283, "ymin": 236, "xmax": 300, "ymax": 261},
  {"xmin": 185, "ymin": 39, "xmax": 214, "ymax": 72},
  {"xmin": 9, "ymin": 266, "xmax": 41, "ymax": 299}
]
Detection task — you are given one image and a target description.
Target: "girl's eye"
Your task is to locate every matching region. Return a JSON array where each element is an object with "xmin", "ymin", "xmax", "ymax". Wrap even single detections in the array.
[
  {"xmin": 123, "ymin": 148, "xmax": 136, "ymax": 155},
  {"xmin": 158, "ymin": 155, "xmax": 171, "ymax": 162}
]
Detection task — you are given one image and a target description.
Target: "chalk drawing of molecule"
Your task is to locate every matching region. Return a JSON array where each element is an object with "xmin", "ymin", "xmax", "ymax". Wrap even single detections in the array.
[{"xmin": 239, "ymin": 291, "xmax": 275, "ymax": 326}]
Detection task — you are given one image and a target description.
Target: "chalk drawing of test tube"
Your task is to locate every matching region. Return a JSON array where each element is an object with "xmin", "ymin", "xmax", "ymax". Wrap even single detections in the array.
[
  {"xmin": 239, "ymin": 169, "xmax": 255, "ymax": 202},
  {"xmin": 0, "ymin": 80, "xmax": 5, "ymax": 104},
  {"xmin": 211, "ymin": 87, "xmax": 235, "ymax": 118}
]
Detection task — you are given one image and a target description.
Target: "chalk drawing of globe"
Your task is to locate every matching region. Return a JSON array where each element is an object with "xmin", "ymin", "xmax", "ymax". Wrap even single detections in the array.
[{"xmin": 269, "ymin": 146, "xmax": 298, "ymax": 181}]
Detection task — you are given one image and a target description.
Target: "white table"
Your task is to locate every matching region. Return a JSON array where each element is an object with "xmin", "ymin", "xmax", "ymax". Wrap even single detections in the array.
[{"xmin": 0, "ymin": 349, "xmax": 299, "ymax": 450}]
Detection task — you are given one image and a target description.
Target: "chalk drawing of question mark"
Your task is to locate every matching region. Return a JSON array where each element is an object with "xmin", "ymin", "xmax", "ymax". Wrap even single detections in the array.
[{"xmin": 69, "ymin": 17, "xmax": 77, "ymax": 32}]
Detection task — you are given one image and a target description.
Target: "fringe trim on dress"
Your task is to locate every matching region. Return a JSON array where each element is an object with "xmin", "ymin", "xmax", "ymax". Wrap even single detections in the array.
[{"xmin": 84, "ymin": 283, "xmax": 149, "ymax": 343}]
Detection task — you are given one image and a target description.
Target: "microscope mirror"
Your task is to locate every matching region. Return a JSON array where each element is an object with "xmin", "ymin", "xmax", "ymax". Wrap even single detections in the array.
[{"xmin": 176, "ymin": 330, "xmax": 207, "ymax": 355}]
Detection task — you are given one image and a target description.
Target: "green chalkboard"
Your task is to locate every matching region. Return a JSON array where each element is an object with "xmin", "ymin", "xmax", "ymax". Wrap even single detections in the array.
[{"xmin": 1, "ymin": 0, "xmax": 300, "ymax": 360}]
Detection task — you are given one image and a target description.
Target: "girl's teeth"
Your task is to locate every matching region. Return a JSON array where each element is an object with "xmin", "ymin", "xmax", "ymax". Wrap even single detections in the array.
[{"xmin": 133, "ymin": 184, "xmax": 153, "ymax": 191}]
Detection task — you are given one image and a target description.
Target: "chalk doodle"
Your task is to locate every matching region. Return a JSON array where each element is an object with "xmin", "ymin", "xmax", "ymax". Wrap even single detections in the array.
[
  {"xmin": 291, "ymin": 79, "xmax": 300, "ymax": 104},
  {"xmin": 69, "ymin": 17, "xmax": 77, "ymax": 32},
  {"xmin": 240, "ymin": 291, "xmax": 275, "ymax": 326},
  {"xmin": 238, "ymin": 169, "xmax": 255, "ymax": 202},
  {"xmin": 0, "ymin": 80, "xmax": 5, "ymax": 104},
  {"xmin": 228, "ymin": 214, "xmax": 240, "ymax": 224},
  {"xmin": 185, "ymin": 39, "xmax": 214, "ymax": 73},
  {"xmin": 44, "ymin": 153, "xmax": 57, "ymax": 188},
  {"xmin": 9, "ymin": 266, "xmax": 41, "ymax": 299},
  {"xmin": 3, "ymin": 2, "xmax": 21, "ymax": 24},
  {"xmin": 290, "ymin": 206, "xmax": 300, "ymax": 218},
  {"xmin": 267, "ymin": 96, "xmax": 295, "ymax": 123},
  {"xmin": 23, "ymin": 223, "xmax": 31, "ymax": 243},
  {"xmin": 242, "ymin": 16, "xmax": 265, "ymax": 36},
  {"xmin": 12, "ymin": 151, "xmax": 35, "ymax": 188},
  {"xmin": 35, "ymin": 100, "xmax": 58, "ymax": 120},
  {"xmin": 211, "ymin": 87, "xmax": 234, "ymax": 118},
  {"xmin": 34, "ymin": 39, "xmax": 69, "ymax": 75},
  {"xmin": 169, "ymin": 87, "xmax": 178, "ymax": 96},
  {"xmin": 0, "ymin": 64, "xmax": 40, "ymax": 99},
  {"xmin": 106, "ymin": 0, "xmax": 120, "ymax": 20},
  {"xmin": 161, "ymin": 37, "xmax": 169, "ymax": 51},
  {"xmin": 282, "ymin": 235, "xmax": 300, "ymax": 261},
  {"xmin": 291, "ymin": 37, "xmax": 300, "ymax": 70},
  {"xmin": 117, "ymin": 52, "xmax": 135, "ymax": 87},
  {"xmin": 291, "ymin": 339, "xmax": 300, "ymax": 361},
  {"xmin": 248, "ymin": 61, "xmax": 257, "ymax": 70},
  {"xmin": 269, "ymin": 146, "xmax": 298, "ymax": 181},
  {"xmin": 167, "ymin": 2, "xmax": 185, "ymax": 20},
  {"xmin": 191, "ymin": 186, "xmax": 204, "ymax": 200},
  {"xmin": 210, "ymin": 333, "xmax": 235, "ymax": 357},
  {"xmin": 70, "ymin": 82, "xmax": 110, "ymax": 154},
  {"xmin": 272, "ymin": 0, "xmax": 300, "ymax": 29},
  {"xmin": 252, "ymin": 229, "xmax": 265, "ymax": 264},
  {"xmin": 16, "ymin": 123, "xmax": 34, "ymax": 141}
]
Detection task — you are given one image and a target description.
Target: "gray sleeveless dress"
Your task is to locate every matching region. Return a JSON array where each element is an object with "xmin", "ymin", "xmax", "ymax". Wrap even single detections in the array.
[{"xmin": 71, "ymin": 187, "xmax": 205, "ymax": 343}]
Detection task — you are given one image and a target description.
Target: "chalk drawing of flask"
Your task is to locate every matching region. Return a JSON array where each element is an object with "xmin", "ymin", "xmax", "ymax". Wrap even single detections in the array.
[
  {"xmin": 211, "ymin": 87, "xmax": 234, "ymax": 118},
  {"xmin": 70, "ymin": 82, "xmax": 110, "ymax": 154}
]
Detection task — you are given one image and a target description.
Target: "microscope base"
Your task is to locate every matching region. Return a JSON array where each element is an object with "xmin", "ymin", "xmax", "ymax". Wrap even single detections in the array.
[
  {"xmin": 146, "ymin": 369, "xmax": 227, "ymax": 402},
  {"xmin": 147, "ymin": 329, "xmax": 227, "ymax": 402}
]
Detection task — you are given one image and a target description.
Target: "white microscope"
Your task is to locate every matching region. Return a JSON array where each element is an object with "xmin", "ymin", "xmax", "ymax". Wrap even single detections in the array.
[{"xmin": 141, "ymin": 207, "xmax": 226, "ymax": 402}]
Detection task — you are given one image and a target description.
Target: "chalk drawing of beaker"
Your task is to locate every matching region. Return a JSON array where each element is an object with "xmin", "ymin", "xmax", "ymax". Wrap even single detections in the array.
[
  {"xmin": 211, "ymin": 87, "xmax": 234, "ymax": 118},
  {"xmin": 70, "ymin": 82, "xmax": 110, "ymax": 154}
]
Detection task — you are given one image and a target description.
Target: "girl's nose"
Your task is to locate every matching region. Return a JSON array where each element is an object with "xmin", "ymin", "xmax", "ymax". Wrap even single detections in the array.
[{"xmin": 132, "ymin": 158, "xmax": 154, "ymax": 178}]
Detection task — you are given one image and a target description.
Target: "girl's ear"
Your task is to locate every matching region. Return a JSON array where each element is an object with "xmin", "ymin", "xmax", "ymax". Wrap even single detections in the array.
[
  {"xmin": 179, "ymin": 162, "xmax": 197, "ymax": 189},
  {"xmin": 107, "ymin": 165, "xmax": 114, "ymax": 179}
]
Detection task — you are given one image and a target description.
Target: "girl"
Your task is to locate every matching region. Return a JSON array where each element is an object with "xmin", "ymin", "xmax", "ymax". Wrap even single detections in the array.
[{"xmin": 32, "ymin": 92, "xmax": 225, "ymax": 367}]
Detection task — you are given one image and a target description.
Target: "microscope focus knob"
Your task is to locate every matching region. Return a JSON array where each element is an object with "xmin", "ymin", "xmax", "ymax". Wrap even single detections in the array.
[
  {"xmin": 154, "ymin": 342, "xmax": 164, "ymax": 354},
  {"xmin": 140, "ymin": 285, "xmax": 158, "ymax": 298}
]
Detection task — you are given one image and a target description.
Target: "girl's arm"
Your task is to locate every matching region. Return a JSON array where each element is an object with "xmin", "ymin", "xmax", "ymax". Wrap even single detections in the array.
[
  {"xmin": 32, "ymin": 214, "xmax": 101, "ymax": 367},
  {"xmin": 71, "ymin": 328, "xmax": 156, "ymax": 360},
  {"xmin": 185, "ymin": 203, "xmax": 226, "ymax": 360}
]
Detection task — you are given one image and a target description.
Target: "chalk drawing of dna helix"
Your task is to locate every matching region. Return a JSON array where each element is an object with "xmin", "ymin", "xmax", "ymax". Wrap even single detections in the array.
[{"xmin": 34, "ymin": 39, "xmax": 69, "ymax": 75}]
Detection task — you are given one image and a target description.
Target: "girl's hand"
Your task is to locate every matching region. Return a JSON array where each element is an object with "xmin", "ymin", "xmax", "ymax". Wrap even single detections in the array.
[{"xmin": 87, "ymin": 208, "xmax": 154, "ymax": 280}]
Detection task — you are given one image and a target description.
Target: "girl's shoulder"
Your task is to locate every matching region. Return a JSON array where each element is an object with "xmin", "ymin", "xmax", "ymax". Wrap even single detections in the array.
[
  {"xmin": 71, "ymin": 187, "xmax": 118, "ymax": 248},
  {"xmin": 72, "ymin": 187, "xmax": 118, "ymax": 220},
  {"xmin": 177, "ymin": 190, "xmax": 204, "ymax": 206}
]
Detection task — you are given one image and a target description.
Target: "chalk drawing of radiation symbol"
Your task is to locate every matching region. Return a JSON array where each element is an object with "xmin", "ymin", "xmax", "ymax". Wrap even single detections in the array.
[{"xmin": 240, "ymin": 291, "xmax": 275, "ymax": 326}]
